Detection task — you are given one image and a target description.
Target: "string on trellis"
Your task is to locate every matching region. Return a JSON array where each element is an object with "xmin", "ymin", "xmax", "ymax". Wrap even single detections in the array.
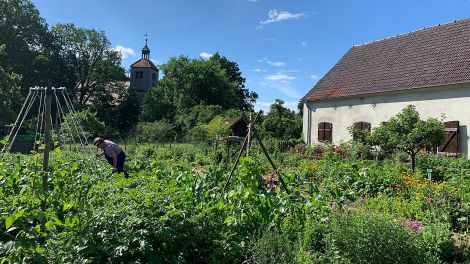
[{"xmin": 1, "ymin": 86, "xmax": 99, "ymax": 162}]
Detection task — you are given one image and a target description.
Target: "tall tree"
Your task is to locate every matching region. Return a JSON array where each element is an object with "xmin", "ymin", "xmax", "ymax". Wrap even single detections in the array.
[
  {"xmin": 157, "ymin": 55, "xmax": 256, "ymax": 112},
  {"xmin": 141, "ymin": 86, "xmax": 175, "ymax": 122},
  {"xmin": 0, "ymin": 44, "xmax": 22, "ymax": 134},
  {"xmin": 0, "ymin": 0, "xmax": 53, "ymax": 92},
  {"xmin": 262, "ymin": 99, "xmax": 302, "ymax": 140},
  {"xmin": 209, "ymin": 53, "xmax": 258, "ymax": 110},
  {"xmin": 51, "ymin": 23, "xmax": 126, "ymax": 106}
]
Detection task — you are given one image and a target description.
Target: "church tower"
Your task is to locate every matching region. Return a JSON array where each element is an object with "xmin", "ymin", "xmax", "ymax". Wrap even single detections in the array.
[{"xmin": 130, "ymin": 37, "xmax": 159, "ymax": 94}]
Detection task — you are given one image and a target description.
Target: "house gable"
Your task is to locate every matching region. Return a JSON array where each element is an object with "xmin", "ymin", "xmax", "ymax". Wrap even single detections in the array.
[{"xmin": 303, "ymin": 18, "xmax": 470, "ymax": 102}]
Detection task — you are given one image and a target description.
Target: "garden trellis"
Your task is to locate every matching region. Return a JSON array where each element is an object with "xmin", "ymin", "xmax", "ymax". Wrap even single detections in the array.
[
  {"xmin": 222, "ymin": 111, "xmax": 291, "ymax": 195},
  {"xmin": 1, "ymin": 86, "xmax": 102, "ymax": 210}
]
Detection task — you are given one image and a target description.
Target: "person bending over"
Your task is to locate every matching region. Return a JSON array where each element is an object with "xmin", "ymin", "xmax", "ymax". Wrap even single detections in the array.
[{"xmin": 93, "ymin": 137, "xmax": 129, "ymax": 178}]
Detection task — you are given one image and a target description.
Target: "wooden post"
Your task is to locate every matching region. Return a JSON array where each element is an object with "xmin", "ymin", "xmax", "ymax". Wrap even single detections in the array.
[
  {"xmin": 222, "ymin": 133, "xmax": 249, "ymax": 193},
  {"xmin": 251, "ymin": 125, "xmax": 290, "ymax": 195},
  {"xmin": 221, "ymin": 112, "xmax": 261, "ymax": 193},
  {"xmin": 42, "ymin": 88, "xmax": 52, "ymax": 211},
  {"xmin": 246, "ymin": 114, "xmax": 252, "ymax": 156}
]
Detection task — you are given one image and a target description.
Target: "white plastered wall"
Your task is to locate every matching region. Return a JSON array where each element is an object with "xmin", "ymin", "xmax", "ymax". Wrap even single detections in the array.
[{"xmin": 303, "ymin": 84, "xmax": 470, "ymax": 157}]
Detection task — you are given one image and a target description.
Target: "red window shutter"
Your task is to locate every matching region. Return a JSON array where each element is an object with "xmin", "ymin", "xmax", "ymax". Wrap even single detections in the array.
[{"xmin": 438, "ymin": 121, "xmax": 459, "ymax": 155}]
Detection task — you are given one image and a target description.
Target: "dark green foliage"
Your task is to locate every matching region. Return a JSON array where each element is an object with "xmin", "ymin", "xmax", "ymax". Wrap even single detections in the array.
[
  {"xmin": 209, "ymin": 53, "xmax": 258, "ymax": 111},
  {"xmin": 61, "ymin": 109, "xmax": 105, "ymax": 140},
  {"xmin": 140, "ymin": 86, "xmax": 175, "ymax": 122},
  {"xmin": 116, "ymin": 87, "xmax": 141, "ymax": 134},
  {"xmin": 141, "ymin": 54, "xmax": 258, "ymax": 135},
  {"xmin": 0, "ymin": 0, "xmax": 54, "ymax": 92},
  {"xmin": 0, "ymin": 0, "xmax": 57, "ymax": 131},
  {"xmin": 176, "ymin": 104, "xmax": 223, "ymax": 133},
  {"xmin": 0, "ymin": 45, "xmax": 22, "ymax": 135},
  {"xmin": 262, "ymin": 99, "xmax": 302, "ymax": 140},
  {"xmin": 136, "ymin": 120, "xmax": 176, "ymax": 144},
  {"xmin": 157, "ymin": 55, "xmax": 255, "ymax": 112}
]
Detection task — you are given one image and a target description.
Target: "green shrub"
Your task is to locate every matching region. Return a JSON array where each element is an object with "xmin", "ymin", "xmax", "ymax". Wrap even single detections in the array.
[
  {"xmin": 325, "ymin": 211, "xmax": 432, "ymax": 264},
  {"xmin": 420, "ymin": 223, "xmax": 453, "ymax": 262},
  {"xmin": 251, "ymin": 230, "xmax": 295, "ymax": 264}
]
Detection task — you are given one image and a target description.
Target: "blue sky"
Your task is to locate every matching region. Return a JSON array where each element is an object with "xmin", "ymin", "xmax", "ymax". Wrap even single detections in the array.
[{"xmin": 32, "ymin": 0, "xmax": 470, "ymax": 112}]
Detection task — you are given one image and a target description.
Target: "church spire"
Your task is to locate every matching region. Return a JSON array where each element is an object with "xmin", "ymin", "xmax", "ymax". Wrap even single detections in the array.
[{"xmin": 141, "ymin": 33, "xmax": 150, "ymax": 60}]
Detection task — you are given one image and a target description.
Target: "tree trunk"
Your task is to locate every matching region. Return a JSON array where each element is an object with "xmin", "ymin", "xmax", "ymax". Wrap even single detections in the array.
[{"xmin": 411, "ymin": 151, "xmax": 416, "ymax": 173}]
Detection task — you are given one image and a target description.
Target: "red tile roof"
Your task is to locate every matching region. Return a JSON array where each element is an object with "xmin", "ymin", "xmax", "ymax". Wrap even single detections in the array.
[
  {"xmin": 303, "ymin": 18, "xmax": 470, "ymax": 102},
  {"xmin": 131, "ymin": 59, "xmax": 159, "ymax": 71}
]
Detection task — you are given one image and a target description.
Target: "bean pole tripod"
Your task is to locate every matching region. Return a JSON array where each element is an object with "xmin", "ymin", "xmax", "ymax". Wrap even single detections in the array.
[
  {"xmin": 222, "ymin": 111, "xmax": 290, "ymax": 195},
  {"xmin": 2, "ymin": 87, "xmax": 98, "ymax": 212}
]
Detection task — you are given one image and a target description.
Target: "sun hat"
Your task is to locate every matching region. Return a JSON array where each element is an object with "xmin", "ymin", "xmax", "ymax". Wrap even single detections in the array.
[{"xmin": 93, "ymin": 137, "xmax": 104, "ymax": 146}]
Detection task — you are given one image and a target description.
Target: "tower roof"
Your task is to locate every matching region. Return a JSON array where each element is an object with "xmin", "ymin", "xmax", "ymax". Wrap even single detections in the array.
[{"xmin": 131, "ymin": 59, "xmax": 159, "ymax": 71}]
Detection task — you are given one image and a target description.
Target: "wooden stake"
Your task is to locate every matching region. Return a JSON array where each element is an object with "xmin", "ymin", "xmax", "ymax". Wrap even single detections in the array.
[
  {"xmin": 251, "ymin": 125, "xmax": 290, "ymax": 195},
  {"xmin": 42, "ymin": 89, "xmax": 52, "ymax": 211},
  {"xmin": 246, "ymin": 113, "xmax": 252, "ymax": 156},
  {"xmin": 222, "ymin": 112, "xmax": 261, "ymax": 193}
]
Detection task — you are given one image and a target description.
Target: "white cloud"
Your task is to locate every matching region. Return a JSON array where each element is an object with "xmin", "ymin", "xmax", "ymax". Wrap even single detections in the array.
[
  {"xmin": 299, "ymin": 41, "xmax": 308, "ymax": 47},
  {"xmin": 310, "ymin": 74, "xmax": 319, "ymax": 80},
  {"xmin": 284, "ymin": 101, "xmax": 300, "ymax": 112},
  {"xmin": 113, "ymin": 45, "xmax": 135, "ymax": 59},
  {"xmin": 199, "ymin": 52, "xmax": 213, "ymax": 59},
  {"xmin": 259, "ymin": 58, "xmax": 286, "ymax": 67},
  {"xmin": 265, "ymin": 74, "xmax": 296, "ymax": 81},
  {"xmin": 258, "ymin": 9, "xmax": 307, "ymax": 27},
  {"xmin": 255, "ymin": 101, "xmax": 300, "ymax": 113},
  {"xmin": 254, "ymin": 102, "xmax": 272, "ymax": 113},
  {"xmin": 252, "ymin": 68, "xmax": 265, "ymax": 73}
]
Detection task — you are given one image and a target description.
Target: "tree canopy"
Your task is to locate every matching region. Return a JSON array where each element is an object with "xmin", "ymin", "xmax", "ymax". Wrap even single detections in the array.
[
  {"xmin": 51, "ymin": 23, "xmax": 126, "ymax": 106},
  {"xmin": 141, "ymin": 53, "xmax": 258, "ymax": 134},
  {"xmin": 262, "ymin": 99, "xmax": 302, "ymax": 140},
  {"xmin": 0, "ymin": 0, "xmax": 128, "ymax": 137},
  {"xmin": 366, "ymin": 105, "xmax": 445, "ymax": 172},
  {"xmin": 155, "ymin": 54, "xmax": 257, "ymax": 112}
]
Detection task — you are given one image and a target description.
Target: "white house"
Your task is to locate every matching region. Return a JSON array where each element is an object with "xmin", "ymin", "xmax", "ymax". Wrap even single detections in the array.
[{"xmin": 302, "ymin": 19, "xmax": 470, "ymax": 157}]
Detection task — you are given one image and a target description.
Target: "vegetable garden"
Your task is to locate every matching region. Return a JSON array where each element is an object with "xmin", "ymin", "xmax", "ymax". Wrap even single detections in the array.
[{"xmin": 1, "ymin": 142, "xmax": 470, "ymax": 263}]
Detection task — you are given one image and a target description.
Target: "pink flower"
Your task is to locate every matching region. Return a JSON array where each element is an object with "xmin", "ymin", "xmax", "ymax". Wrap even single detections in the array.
[
  {"xmin": 358, "ymin": 197, "xmax": 365, "ymax": 203},
  {"xmin": 408, "ymin": 219, "xmax": 423, "ymax": 231},
  {"xmin": 331, "ymin": 201, "xmax": 338, "ymax": 211}
]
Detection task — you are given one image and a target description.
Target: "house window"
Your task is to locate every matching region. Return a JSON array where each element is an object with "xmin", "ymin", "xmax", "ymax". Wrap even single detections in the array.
[
  {"xmin": 318, "ymin": 122, "xmax": 332, "ymax": 142},
  {"xmin": 152, "ymin": 73, "xmax": 157, "ymax": 81},
  {"xmin": 135, "ymin": 71, "xmax": 143, "ymax": 79},
  {"xmin": 352, "ymin": 121, "xmax": 371, "ymax": 140},
  {"xmin": 438, "ymin": 121, "xmax": 459, "ymax": 156},
  {"xmin": 353, "ymin": 122, "xmax": 371, "ymax": 132}
]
